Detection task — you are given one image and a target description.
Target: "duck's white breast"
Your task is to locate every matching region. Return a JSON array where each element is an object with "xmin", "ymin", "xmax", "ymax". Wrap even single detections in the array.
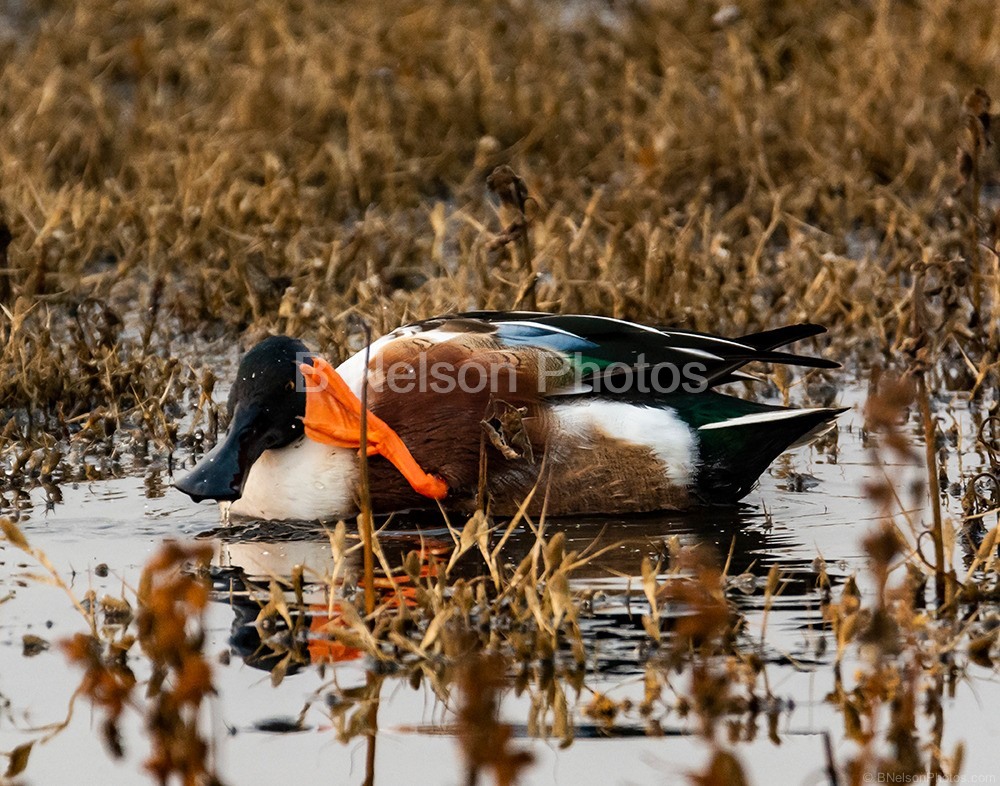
[{"xmin": 228, "ymin": 438, "xmax": 358, "ymax": 522}]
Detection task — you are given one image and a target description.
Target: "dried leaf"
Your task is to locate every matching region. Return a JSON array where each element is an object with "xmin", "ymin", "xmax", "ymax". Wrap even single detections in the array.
[
  {"xmin": 0, "ymin": 517, "xmax": 30, "ymax": 551},
  {"xmin": 5, "ymin": 741, "xmax": 33, "ymax": 778}
]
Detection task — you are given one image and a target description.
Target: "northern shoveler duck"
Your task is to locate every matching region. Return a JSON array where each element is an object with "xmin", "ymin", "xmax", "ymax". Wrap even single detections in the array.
[{"xmin": 174, "ymin": 312, "xmax": 845, "ymax": 521}]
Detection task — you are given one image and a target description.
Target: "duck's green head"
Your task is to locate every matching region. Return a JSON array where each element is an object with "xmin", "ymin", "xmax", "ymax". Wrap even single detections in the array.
[{"xmin": 174, "ymin": 335, "xmax": 313, "ymax": 503}]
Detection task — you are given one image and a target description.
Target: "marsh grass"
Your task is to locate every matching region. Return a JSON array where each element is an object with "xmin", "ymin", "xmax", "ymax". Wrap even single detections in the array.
[
  {"xmin": 2, "ymin": 0, "xmax": 1000, "ymax": 463},
  {"xmin": 2, "ymin": 1, "xmax": 1000, "ymax": 783}
]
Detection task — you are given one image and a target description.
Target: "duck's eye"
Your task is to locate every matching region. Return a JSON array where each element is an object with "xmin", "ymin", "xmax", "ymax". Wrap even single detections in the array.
[{"xmin": 263, "ymin": 429, "xmax": 285, "ymax": 449}]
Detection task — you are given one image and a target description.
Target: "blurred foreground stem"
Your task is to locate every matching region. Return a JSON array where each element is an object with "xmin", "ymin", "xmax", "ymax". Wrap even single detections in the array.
[
  {"xmin": 909, "ymin": 263, "xmax": 949, "ymax": 611},
  {"xmin": 915, "ymin": 373, "xmax": 947, "ymax": 609},
  {"xmin": 358, "ymin": 326, "xmax": 376, "ymax": 618}
]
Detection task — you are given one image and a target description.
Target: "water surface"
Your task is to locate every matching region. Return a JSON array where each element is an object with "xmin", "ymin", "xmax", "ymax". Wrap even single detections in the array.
[{"xmin": 2, "ymin": 385, "xmax": 999, "ymax": 785}]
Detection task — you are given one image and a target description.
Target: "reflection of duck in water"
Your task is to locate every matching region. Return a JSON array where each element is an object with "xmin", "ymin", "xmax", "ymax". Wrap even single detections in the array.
[
  {"xmin": 175, "ymin": 312, "xmax": 843, "ymax": 521},
  {"xmin": 208, "ymin": 508, "xmax": 840, "ymax": 676},
  {"xmin": 212, "ymin": 530, "xmax": 450, "ymax": 674},
  {"xmin": 223, "ymin": 587, "xmax": 364, "ymax": 675}
]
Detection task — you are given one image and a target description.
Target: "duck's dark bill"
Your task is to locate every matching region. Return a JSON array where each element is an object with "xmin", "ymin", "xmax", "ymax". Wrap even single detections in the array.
[{"xmin": 174, "ymin": 406, "xmax": 260, "ymax": 503}]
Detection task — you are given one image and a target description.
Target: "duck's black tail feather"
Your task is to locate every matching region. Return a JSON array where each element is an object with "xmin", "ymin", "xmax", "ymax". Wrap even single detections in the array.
[
  {"xmin": 709, "ymin": 323, "xmax": 837, "ymax": 385},
  {"xmin": 736, "ymin": 323, "xmax": 828, "ymax": 352},
  {"xmin": 691, "ymin": 398, "xmax": 847, "ymax": 503}
]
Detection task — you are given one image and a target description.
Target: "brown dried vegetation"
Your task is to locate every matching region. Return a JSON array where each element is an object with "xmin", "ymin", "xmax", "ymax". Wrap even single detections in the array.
[
  {"xmin": 2, "ymin": 1, "xmax": 1000, "ymax": 784},
  {"xmin": 1, "ymin": 1, "xmax": 999, "ymax": 463}
]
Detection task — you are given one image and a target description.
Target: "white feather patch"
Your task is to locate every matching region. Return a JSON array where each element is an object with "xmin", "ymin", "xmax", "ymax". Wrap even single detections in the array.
[
  {"xmin": 552, "ymin": 400, "xmax": 697, "ymax": 485},
  {"xmin": 668, "ymin": 346, "xmax": 725, "ymax": 361},
  {"xmin": 229, "ymin": 438, "xmax": 358, "ymax": 521},
  {"xmin": 697, "ymin": 407, "xmax": 830, "ymax": 430},
  {"xmin": 335, "ymin": 328, "xmax": 463, "ymax": 396}
]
